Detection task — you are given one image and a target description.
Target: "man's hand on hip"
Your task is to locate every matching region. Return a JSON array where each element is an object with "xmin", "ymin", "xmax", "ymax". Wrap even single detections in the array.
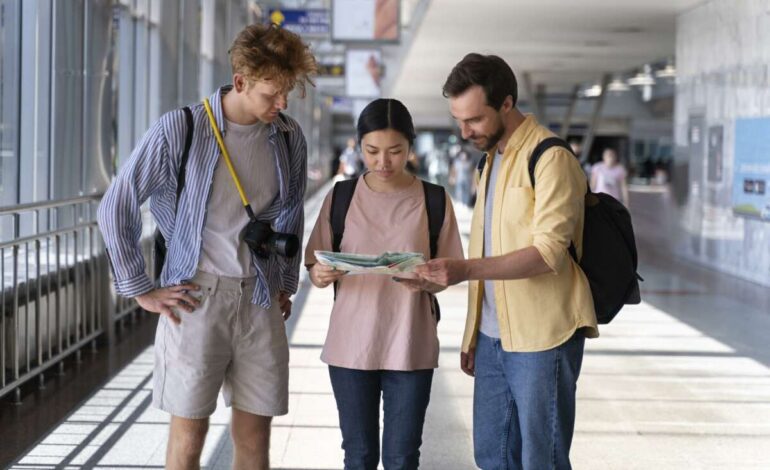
[
  {"xmin": 414, "ymin": 258, "xmax": 469, "ymax": 287},
  {"xmin": 135, "ymin": 284, "xmax": 201, "ymax": 325}
]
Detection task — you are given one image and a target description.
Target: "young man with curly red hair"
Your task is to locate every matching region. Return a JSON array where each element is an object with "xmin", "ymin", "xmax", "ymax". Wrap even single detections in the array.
[{"xmin": 98, "ymin": 24, "xmax": 317, "ymax": 469}]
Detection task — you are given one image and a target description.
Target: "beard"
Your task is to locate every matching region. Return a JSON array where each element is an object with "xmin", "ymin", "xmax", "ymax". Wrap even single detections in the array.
[{"xmin": 474, "ymin": 116, "xmax": 506, "ymax": 153}]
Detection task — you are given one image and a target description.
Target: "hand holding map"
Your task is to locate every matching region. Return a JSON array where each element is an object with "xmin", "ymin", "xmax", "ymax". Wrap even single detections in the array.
[{"xmin": 314, "ymin": 251, "xmax": 425, "ymax": 275}]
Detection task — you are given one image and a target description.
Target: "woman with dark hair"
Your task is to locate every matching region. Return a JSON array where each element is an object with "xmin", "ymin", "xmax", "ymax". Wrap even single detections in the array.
[{"xmin": 304, "ymin": 98, "xmax": 464, "ymax": 470}]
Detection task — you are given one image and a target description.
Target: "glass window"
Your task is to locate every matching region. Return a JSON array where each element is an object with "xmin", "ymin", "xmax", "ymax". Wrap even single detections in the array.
[
  {"xmin": 115, "ymin": 3, "xmax": 136, "ymax": 169},
  {"xmin": 18, "ymin": 0, "xmax": 53, "ymax": 205},
  {"xmin": 49, "ymin": 0, "xmax": 85, "ymax": 201},
  {"xmin": 0, "ymin": 0, "xmax": 21, "ymax": 241},
  {"xmin": 82, "ymin": 0, "xmax": 115, "ymax": 196},
  {"xmin": 178, "ymin": 0, "xmax": 201, "ymax": 106}
]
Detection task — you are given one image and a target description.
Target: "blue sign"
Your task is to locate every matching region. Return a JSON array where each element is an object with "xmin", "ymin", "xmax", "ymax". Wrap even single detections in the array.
[
  {"xmin": 732, "ymin": 117, "xmax": 770, "ymax": 221},
  {"xmin": 330, "ymin": 96, "xmax": 353, "ymax": 113},
  {"xmin": 269, "ymin": 9, "xmax": 330, "ymax": 36}
]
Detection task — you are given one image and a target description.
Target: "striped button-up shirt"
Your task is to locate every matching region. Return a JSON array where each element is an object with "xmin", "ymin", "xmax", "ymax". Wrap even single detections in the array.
[{"xmin": 98, "ymin": 86, "xmax": 306, "ymax": 308}]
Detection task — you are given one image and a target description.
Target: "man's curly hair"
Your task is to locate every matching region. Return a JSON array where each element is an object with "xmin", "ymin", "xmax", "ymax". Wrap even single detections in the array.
[{"xmin": 229, "ymin": 24, "xmax": 317, "ymax": 96}]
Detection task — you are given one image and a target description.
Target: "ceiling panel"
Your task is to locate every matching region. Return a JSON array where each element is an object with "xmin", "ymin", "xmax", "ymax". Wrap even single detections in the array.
[{"xmin": 391, "ymin": 0, "xmax": 705, "ymax": 126}]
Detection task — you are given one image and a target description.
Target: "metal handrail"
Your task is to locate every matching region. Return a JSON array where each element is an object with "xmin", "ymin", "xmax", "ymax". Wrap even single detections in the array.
[
  {"xmin": 0, "ymin": 193, "xmax": 147, "ymax": 403},
  {"xmin": 0, "ymin": 194, "xmax": 103, "ymax": 216},
  {"xmin": 0, "ymin": 222, "xmax": 98, "ymax": 250}
]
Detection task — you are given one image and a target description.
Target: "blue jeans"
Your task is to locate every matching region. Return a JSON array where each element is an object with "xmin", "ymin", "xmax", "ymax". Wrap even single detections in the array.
[
  {"xmin": 328, "ymin": 366, "xmax": 434, "ymax": 470},
  {"xmin": 473, "ymin": 331, "xmax": 585, "ymax": 470}
]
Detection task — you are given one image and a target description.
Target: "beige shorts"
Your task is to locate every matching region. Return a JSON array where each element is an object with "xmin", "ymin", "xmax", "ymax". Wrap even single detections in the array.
[{"xmin": 152, "ymin": 271, "xmax": 289, "ymax": 419}]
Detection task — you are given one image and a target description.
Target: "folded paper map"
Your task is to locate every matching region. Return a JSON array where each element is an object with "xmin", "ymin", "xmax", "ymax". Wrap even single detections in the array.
[{"xmin": 314, "ymin": 250, "xmax": 425, "ymax": 275}]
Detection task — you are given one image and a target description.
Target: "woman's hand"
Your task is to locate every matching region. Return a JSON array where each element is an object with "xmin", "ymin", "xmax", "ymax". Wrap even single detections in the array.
[
  {"xmin": 392, "ymin": 276, "xmax": 446, "ymax": 294},
  {"xmin": 309, "ymin": 263, "xmax": 347, "ymax": 289}
]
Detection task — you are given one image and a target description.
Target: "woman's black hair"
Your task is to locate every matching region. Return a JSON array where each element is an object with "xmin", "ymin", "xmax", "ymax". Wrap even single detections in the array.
[{"xmin": 356, "ymin": 98, "xmax": 416, "ymax": 147}]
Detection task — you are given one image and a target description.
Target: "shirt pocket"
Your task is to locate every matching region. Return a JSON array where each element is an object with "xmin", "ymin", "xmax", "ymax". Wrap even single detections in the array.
[
  {"xmin": 500, "ymin": 186, "xmax": 534, "ymax": 253},
  {"xmin": 501, "ymin": 187, "xmax": 534, "ymax": 227}
]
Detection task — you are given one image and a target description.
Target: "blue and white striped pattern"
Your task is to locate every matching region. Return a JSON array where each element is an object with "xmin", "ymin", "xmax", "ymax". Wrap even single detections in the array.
[{"xmin": 97, "ymin": 86, "xmax": 307, "ymax": 308}]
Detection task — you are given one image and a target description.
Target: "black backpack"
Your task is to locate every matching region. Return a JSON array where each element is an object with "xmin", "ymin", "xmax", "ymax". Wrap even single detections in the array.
[
  {"xmin": 477, "ymin": 137, "xmax": 642, "ymax": 324},
  {"xmin": 329, "ymin": 178, "xmax": 445, "ymax": 321}
]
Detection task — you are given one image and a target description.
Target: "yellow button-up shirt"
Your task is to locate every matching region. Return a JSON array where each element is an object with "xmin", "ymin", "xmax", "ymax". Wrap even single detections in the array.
[{"xmin": 462, "ymin": 115, "xmax": 599, "ymax": 353}]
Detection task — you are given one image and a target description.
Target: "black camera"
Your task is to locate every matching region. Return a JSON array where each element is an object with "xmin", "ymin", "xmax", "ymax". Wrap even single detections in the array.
[{"xmin": 244, "ymin": 219, "xmax": 299, "ymax": 258}]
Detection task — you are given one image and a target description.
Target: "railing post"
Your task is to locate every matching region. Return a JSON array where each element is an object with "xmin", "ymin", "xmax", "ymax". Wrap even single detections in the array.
[{"xmin": 0, "ymin": 194, "xmax": 132, "ymax": 400}]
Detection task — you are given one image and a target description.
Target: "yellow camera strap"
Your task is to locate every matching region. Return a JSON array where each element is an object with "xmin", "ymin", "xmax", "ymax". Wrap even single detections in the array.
[{"xmin": 202, "ymin": 98, "xmax": 257, "ymax": 220}]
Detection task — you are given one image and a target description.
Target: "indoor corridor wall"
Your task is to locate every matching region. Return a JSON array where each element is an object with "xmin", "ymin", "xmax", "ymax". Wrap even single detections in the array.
[{"xmin": 672, "ymin": 0, "xmax": 770, "ymax": 286}]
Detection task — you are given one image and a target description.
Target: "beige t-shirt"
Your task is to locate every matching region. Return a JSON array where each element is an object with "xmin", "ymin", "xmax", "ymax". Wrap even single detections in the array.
[
  {"xmin": 305, "ymin": 175, "xmax": 464, "ymax": 371},
  {"xmin": 198, "ymin": 119, "xmax": 278, "ymax": 277}
]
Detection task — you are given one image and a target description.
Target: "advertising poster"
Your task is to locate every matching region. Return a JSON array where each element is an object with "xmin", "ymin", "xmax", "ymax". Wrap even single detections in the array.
[
  {"xmin": 732, "ymin": 117, "xmax": 770, "ymax": 221},
  {"xmin": 345, "ymin": 49, "xmax": 382, "ymax": 98},
  {"xmin": 332, "ymin": 0, "xmax": 399, "ymax": 42}
]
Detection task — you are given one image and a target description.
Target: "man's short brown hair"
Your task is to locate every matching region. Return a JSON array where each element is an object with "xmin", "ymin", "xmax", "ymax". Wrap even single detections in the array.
[
  {"xmin": 442, "ymin": 53, "xmax": 518, "ymax": 109},
  {"xmin": 229, "ymin": 24, "xmax": 317, "ymax": 95}
]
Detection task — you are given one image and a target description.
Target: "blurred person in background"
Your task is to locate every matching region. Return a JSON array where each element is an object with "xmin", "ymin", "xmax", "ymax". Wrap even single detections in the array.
[
  {"xmin": 338, "ymin": 137, "xmax": 363, "ymax": 179},
  {"xmin": 590, "ymin": 148, "xmax": 629, "ymax": 206},
  {"xmin": 449, "ymin": 146, "xmax": 475, "ymax": 207}
]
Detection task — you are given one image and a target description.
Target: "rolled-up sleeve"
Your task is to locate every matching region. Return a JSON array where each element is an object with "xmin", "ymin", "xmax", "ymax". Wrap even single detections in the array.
[
  {"xmin": 530, "ymin": 148, "xmax": 586, "ymax": 274},
  {"xmin": 275, "ymin": 128, "xmax": 307, "ymax": 295},
  {"xmin": 97, "ymin": 120, "xmax": 171, "ymax": 297}
]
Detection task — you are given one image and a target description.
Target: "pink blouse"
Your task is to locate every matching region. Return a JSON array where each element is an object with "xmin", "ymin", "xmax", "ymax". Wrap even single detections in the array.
[{"xmin": 305, "ymin": 176, "xmax": 464, "ymax": 371}]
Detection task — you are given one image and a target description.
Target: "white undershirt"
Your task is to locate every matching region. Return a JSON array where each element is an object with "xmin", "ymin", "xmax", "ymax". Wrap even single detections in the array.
[
  {"xmin": 197, "ymin": 119, "xmax": 279, "ymax": 277},
  {"xmin": 480, "ymin": 151, "xmax": 503, "ymax": 338}
]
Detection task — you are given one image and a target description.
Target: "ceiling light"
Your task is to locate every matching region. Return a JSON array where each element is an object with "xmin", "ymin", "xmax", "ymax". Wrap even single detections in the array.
[
  {"xmin": 607, "ymin": 76, "xmax": 630, "ymax": 92},
  {"xmin": 580, "ymin": 84, "xmax": 603, "ymax": 98},
  {"xmin": 627, "ymin": 65, "xmax": 656, "ymax": 86},
  {"xmin": 655, "ymin": 62, "xmax": 677, "ymax": 79}
]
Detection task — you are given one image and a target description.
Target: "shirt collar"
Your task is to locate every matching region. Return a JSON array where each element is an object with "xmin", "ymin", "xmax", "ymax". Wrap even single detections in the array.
[
  {"xmin": 503, "ymin": 114, "xmax": 538, "ymax": 154},
  {"xmin": 482, "ymin": 114, "xmax": 539, "ymax": 163},
  {"xmin": 204, "ymin": 85, "xmax": 292, "ymax": 137}
]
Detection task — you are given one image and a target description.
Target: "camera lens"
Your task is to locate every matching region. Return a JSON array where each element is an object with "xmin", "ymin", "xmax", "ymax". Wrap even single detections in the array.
[
  {"xmin": 270, "ymin": 234, "xmax": 299, "ymax": 258},
  {"xmin": 244, "ymin": 219, "xmax": 298, "ymax": 258}
]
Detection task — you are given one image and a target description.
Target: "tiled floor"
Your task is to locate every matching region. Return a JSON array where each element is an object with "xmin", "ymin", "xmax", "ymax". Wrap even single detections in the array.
[{"xmin": 10, "ymin": 184, "xmax": 770, "ymax": 469}]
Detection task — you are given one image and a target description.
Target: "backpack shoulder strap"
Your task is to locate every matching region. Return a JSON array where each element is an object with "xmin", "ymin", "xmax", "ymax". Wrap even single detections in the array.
[
  {"xmin": 277, "ymin": 112, "xmax": 291, "ymax": 154},
  {"xmin": 476, "ymin": 154, "xmax": 488, "ymax": 178},
  {"xmin": 527, "ymin": 137, "xmax": 574, "ymax": 188},
  {"xmin": 330, "ymin": 177, "xmax": 358, "ymax": 300},
  {"xmin": 175, "ymin": 106, "xmax": 194, "ymax": 211},
  {"xmin": 330, "ymin": 178, "xmax": 359, "ymax": 253},
  {"xmin": 421, "ymin": 180, "xmax": 446, "ymax": 323},
  {"xmin": 421, "ymin": 180, "xmax": 446, "ymax": 259},
  {"xmin": 282, "ymin": 130, "xmax": 290, "ymax": 155}
]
